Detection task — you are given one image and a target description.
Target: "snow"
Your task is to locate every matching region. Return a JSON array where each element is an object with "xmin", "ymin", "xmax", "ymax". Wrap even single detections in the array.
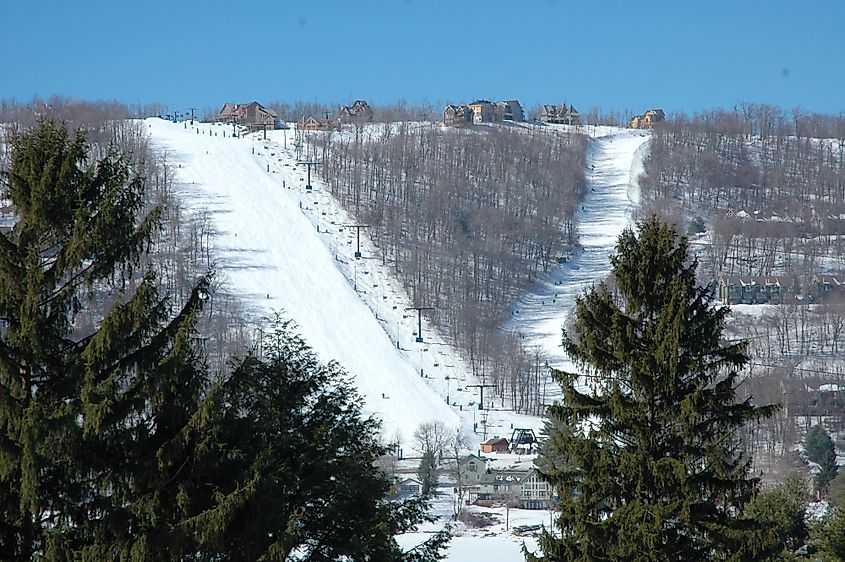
[
  {"xmin": 145, "ymin": 119, "xmax": 650, "ymax": 559},
  {"xmin": 396, "ymin": 487, "xmax": 549, "ymax": 561},
  {"xmin": 398, "ymin": 532, "xmax": 538, "ymax": 562},
  {"xmin": 504, "ymin": 128, "xmax": 651, "ymax": 384}
]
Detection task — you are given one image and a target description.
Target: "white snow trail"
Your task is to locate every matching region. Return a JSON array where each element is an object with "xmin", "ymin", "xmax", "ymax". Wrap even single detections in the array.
[{"xmin": 504, "ymin": 128, "xmax": 651, "ymax": 381}]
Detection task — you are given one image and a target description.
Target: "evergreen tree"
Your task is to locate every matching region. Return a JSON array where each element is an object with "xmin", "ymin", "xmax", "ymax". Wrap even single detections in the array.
[
  {"xmin": 190, "ymin": 318, "xmax": 450, "ymax": 561},
  {"xmin": 812, "ymin": 497, "xmax": 845, "ymax": 561},
  {"xmin": 731, "ymin": 477, "xmax": 809, "ymax": 561},
  {"xmin": 805, "ymin": 424, "xmax": 838, "ymax": 494},
  {"xmin": 0, "ymin": 119, "xmax": 216, "ymax": 559},
  {"xmin": 528, "ymin": 216, "xmax": 776, "ymax": 561},
  {"xmin": 827, "ymin": 469, "xmax": 845, "ymax": 504}
]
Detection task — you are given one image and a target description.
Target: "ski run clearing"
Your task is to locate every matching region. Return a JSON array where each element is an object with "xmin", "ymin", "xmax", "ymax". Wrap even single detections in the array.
[{"xmin": 146, "ymin": 118, "xmax": 650, "ymax": 559}]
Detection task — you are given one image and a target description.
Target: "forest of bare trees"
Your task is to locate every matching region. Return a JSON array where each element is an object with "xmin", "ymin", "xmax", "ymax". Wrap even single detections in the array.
[
  {"xmin": 300, "ymin": 121, "xmax": 587, "ymax": 414},
  {"xmin": 639, "ymin": 104, "xmax": 845, "ymax": 280}
]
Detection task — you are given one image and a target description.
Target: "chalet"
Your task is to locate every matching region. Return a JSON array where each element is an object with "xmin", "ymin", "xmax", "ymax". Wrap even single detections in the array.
[
  {"xmin": 519, "ymin": 468, "xmax": 555, "ymax": 510},
  {"xmin": 480, "ymin": 437, "xmax": 509, "ymax": 454},
  {"xmin": 443, "ymin": 104, "xmax": 473, "ymax": 126},
  {"xmin": 214, "ymin": 101, "xmax": 280, "ymax": 130},
  {"xmin": 540, "ymin": 103, "xmax": 580, "ymax": 125},
  {"xmin": 496, "ymin": 100, "xmax": 524, "ymax": 122},
  {"xmin": 475, "ymin": 468, "xmax": 528, "ymax": 505},
  {"xmin": 338, "ymin": 100, "xmax": 374, "ymax": 123},
  {"xmin": 395, "ymin": 477, "xmax": 422, "ymax": 497},
  {"xmin": 458, "ymin": 453, "xmax": 487, "ymax": 485},
  {"xmin": 468, "ymin": 100, "xmax": 496, "ymax": 124},
  {"xmin": 630, "ymin": 108, "xmax": 665, "ymax": 129},
  {"xmin": 300, "ymin": 115, "xmax": 339, "ymax": 131},
  {"xmin": 468, "ymin": 466, "xmax": 556, "ymax": 509},
  {"xmin": 717, "ymin": 275, "xmax": 796, "ymax": 305}
]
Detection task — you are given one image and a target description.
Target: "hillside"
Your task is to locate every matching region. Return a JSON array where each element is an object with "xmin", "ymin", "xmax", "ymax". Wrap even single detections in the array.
[{"xmin": 146, "ymin": 118, "xmax": 562, "ymax": 446}]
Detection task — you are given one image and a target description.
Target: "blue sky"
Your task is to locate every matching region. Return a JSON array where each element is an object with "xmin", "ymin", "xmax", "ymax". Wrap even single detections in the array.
[{"xmin": 2, "ymin": 0, "xmax": 843, "ymax": 117}]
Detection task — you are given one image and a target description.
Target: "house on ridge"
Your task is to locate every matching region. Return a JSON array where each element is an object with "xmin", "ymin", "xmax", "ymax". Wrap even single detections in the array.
[
  {"xmin": 444, "ymin": 104, "xmax": 474, "ymax": 126},
  {"xmin": 338, "ymin": 100, "xmax": 374, "ymax": 123},
  {"xmin": 630, "ymin": 108, "xmax": 665, "ymax": 129},
  {"xmin": 540, "ymin": 103, "xmax": 580, "ymax": 125},
  {"xmin": 214, "ymin": 101, "xmax": 280, "ymax": 130}
]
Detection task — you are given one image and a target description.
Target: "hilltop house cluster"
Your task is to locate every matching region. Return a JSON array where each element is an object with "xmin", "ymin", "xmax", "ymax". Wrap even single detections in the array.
[
  {"xmin": 300, "ymin": 100, "xmax": 374, "ymax": 131},
  {"xmin": 443, "ymin": 99, "xmax": 581, "ymax": 127},
  {"xmin": 212, "ymin": 99, "xmax": 667, "ymax": 133},
  {"xmin": 443, "ymin": 100, "xmax": 524, "ymax": 126}
]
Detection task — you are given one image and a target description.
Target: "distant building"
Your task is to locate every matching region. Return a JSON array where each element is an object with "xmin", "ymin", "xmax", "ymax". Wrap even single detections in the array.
[
  {"xmin": 395, "ymin": 477, "xmax": 422, "ymax": 497},
  {"xmin": 474, "ymin": 468, "xmax": 527, "ymax": 505},
  {"xmin": 480, "ymin": 437, "xmax": 510, "ymax": 454},
  {"xmin": 782, "ymin": 379, "xmax": 845, "ymax": 420},
  {"xmin": 519, "ymin": 468, "xmax": 555, "ymax": 510},
  {"xmin": 214, "ymin": 101, "xmax": 280, "ymax": 130},
  {"xmin": 496, "ymin": 100, "xmax": 524, "ymax": 122},
  {"xmin": 459, "ymin": 453, "xmax": 487, "ymax": 484},
  {"xmin": 717, "ymin": 275, "xmax": 796, "ymax": 305},
  {"xmin": 630, "ymin": 108, "xmax": 665, "ymax": 129},
  {"xmin": 540, "ymin": 103, "xmax": 580, "ymax": 125},
  {"xmin": 338, "ymin": 100, "xmax": 374, "ymax": 123},
  {"xmin": 444, "ymin": 104, "xmax": 474, "ymax": 126},
  {"xmin": 468, "ymin": 100, "xmax": 496, "ymax": 124},
  {"xmin": 467, "ymin": 466, "xmax": 555, "ymax": 509},
  {"xmin": 811, "ymin": 273, "xmax": 845, "ymax": 301},
  {"xmin": 300, "ymin": 115, "xmax": 339, "ymax": 131}
]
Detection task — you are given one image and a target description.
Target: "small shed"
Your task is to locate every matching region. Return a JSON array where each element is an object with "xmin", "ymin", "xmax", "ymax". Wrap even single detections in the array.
[
  {"xmin": 396, "ymin": 477, "xmax": 422, "ymax": 497},
  {"xmin": 480, "ymin": 437, "xmax": 510, "ymax": 453}
]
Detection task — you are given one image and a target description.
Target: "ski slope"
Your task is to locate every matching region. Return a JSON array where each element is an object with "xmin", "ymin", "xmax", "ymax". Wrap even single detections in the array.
[
  {"xmin": 146, "ymin": 118, "xmax": 544, "ymax": 445},
  {"xmin": 146, "ymin": 119, "xmax": 650, "ymax": 560},
  {"xmin": 505, "ymin": 127, "xmax": 651, "ymax": 381}
]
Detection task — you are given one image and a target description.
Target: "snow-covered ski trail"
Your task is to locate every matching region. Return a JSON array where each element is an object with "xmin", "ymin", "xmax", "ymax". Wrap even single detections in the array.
[{"xmin": 505, "ymin": 128, "xmax": 651, "ymax": 379}]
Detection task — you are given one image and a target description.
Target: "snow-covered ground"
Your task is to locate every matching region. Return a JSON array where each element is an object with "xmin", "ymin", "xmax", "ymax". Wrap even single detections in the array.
[
  {"xmin": 145, "ymin": 119, "xmax": 649, "ymax": 559},
  {"xmin": 505, "ymin": 127, "xmax": 651, "ymax": 385},
  {"xmin": 396, "ymin": 478, "xmax": 547, "ymax": 561}
]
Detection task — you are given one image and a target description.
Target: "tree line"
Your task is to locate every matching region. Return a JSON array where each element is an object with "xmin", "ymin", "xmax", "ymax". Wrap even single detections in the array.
[{"xmin": 638, "ymin": 105, "xmax": 845, "ymax": 280}]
